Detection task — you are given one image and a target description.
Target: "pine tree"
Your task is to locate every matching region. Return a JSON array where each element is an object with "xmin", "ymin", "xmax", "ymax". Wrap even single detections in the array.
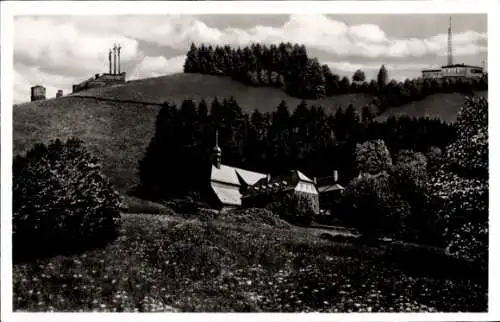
[
  {"xmin": 183, "ymin": 43, "xmax": 199, "ymax": 73},
  {"xmin": 377, "ymin": 64, "xmax": 389, "ymax": 87}
]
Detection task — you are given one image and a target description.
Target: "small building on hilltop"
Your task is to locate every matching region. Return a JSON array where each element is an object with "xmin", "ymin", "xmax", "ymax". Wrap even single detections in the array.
[
  {"xmin": 30, "ymin": 85, "xmax": 46, "ymax": 102},
  {"xmin": 207, "ymin": 132, "xmax": 267, "ymax": 210},
  {"xmin": 56, "ymin": 89, "xmax": 63, "ymax": 98},
  {"xmin": 422, "ymin": 64, "xmax": 484, "ymax": 80},
  {"xmin": 421, "ymin": 17, "xmax": 485, "ymax": 80}
]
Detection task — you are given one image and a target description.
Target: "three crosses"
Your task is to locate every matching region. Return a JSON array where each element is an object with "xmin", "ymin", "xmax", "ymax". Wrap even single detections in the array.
[{"xmin": 108, "ymin": 43, "xmax": 122, "ymax": 75}]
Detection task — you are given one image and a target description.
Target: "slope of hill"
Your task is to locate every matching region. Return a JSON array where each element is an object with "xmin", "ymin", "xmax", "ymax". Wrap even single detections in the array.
[
  {"xmin": 71, "ymin": 73, "xmax": 374, "ymax": 115},
  {"xmin": 14, "ymin": 96, "xmax": 160, "ymax": 192},
  {"xmin": 377, "ymin": 90, "xmax": 488, "ymax": 123}
]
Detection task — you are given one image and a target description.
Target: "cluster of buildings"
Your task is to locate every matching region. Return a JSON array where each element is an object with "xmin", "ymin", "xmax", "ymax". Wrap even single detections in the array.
[
  {"xmin": 29, "ymin": 44, "xmax": 127, "ymax": 102},
  {"xmin": 421, "ymin": 17, "xmax": 485, "ymax": 80},
  {"xmin": 207, "ymin": 131, "xmax": 344, "ymax": 216}
]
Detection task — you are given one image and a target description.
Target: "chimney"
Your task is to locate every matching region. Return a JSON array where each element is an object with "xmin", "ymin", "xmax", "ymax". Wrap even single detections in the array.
[
  {"xmin": 333, "ymin": 170, "xmax": 339, "ymax": 183},
  {"xmin": 267, "ymin": 173, "xmax": 271, "ymax": 183},
  {"xmin": 313, "ymin": 177, "xmax": 317, "ymax": 185}
]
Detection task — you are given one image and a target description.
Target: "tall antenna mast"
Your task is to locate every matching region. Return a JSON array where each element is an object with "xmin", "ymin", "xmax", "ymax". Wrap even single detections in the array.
[{"xmin": 447, "ymin": 16, "xmax": 453, "ymax": 66}]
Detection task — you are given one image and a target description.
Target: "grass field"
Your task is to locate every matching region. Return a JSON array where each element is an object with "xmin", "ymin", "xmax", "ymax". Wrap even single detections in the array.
[
  {"xmin": 13, "ymin": 211, "xmax": 487, "ymax": 312},
  {"xmin": 376, "ymin": 90, "xmax": 488, "ymax": 123}
]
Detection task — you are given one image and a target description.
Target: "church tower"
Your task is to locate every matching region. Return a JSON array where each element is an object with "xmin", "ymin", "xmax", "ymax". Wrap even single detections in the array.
[{"xmin": 212, "ymin": 130, "xmax": 222, "ymax": 169}]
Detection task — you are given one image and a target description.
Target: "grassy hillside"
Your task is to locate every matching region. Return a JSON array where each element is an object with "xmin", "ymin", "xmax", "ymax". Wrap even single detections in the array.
[
  {"xmin": 377, "ymin": 90, "xmax": 488, "ymax": 123},
  {"xmin": 13, "ymin": 212, "xmax": 486, "ymax": 312},
  {"xmin": 71, "ymin": 73, "xmax": 374, "ymax": 115},
  {"xmin": 14, "ymin": 96, "xmax": 160, "ymax": 192}
]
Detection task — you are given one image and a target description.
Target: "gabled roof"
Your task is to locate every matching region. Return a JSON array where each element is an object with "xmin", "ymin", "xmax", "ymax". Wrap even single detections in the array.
[
  {"xmin": 235, "ymin": 168, "xmax": 267, "ymax": 186},
  {"xmin": 296, "ymin": 170, "xmax": 314, "ymax": 183},
  {"xmin": 210, "ymin": 164, "xmax": 266, "ymax": 187},
  {"xmin": 210, "ymin": 164, "xmax": 241, "ymax": 186},
  {"xmin": 316, "ymin": 175, "xmax": 344, "ymax": 193},
  {"xmin": 211, "ymin": 181, "xmax": 242, "ymax": 206},
  {"xmin": 318, "ymin": 183, "xmax": 345, "ymax": 193},
  {"xmin": 210, "ymin": 163, "xmax": 267, "ymax": 207}
]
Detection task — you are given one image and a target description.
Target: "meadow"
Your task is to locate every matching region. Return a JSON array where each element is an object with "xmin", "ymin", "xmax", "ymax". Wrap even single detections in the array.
[{"xmin": 13, "ymin": 209, "xmax": 487, "ymax": 312}]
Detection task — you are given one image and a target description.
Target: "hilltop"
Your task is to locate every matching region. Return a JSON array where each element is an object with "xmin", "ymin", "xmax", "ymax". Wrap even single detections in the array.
[{"xmin": 13, "ymin": 73, "xmax": 485, "ymax": 193}]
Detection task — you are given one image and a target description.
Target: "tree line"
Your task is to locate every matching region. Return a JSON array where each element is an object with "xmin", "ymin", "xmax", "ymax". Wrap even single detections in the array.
[
  {"xmin": 183, "ymin": 42, "xmax": 488, "ymax": 106},
  {"xmin": 137, "ymin": 97, "xmax": 456, "ymax": 200}
]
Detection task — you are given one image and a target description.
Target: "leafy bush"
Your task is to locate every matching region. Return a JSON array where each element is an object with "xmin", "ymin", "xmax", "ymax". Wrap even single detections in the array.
[
  {"xmin": 266, "ymin": 194, "xmax": 315, "ymax": 226},
  {"xmin": 13, "ymin": 138, "xmax": 124, "ymax": 259},
  {"xmin": 342, "ymin": 172, "xmax": 410, "ymax": 241},
  {"xmin": 354, "ymin": 139, "xmax": 393, "ymax": 175},
  {"xmin": 220, "ymin": 208, "xmax": 291, "ymax": 228}
]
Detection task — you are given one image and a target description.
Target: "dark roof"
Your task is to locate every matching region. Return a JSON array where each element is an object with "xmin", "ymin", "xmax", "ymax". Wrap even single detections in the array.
[
  {"xmin": 316, "ymin": 175, "xmax": 344, "ymax": 193},
  {"xmin": 245, "ymin": 170, "xmax": 317, "ymax": 197},
  {"xmin": 441, "ymin": 64, "xmax": 483, "ymax": 69},
  {"xmin": 422, "ymin": 69, "xmax": 442, "ymax": 72}
]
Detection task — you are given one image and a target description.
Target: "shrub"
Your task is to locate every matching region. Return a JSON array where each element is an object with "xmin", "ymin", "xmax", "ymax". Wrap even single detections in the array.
[
  {"xmin": 354, "ymin": 139, "xmax": 393, "ymax": 175},
  {"xmin": 266, "ymin": 194, "xmax": 315, "ymax": 226},
  {"xmin": 342, "ymin": 172, "xmax": 409, "ymax": 240},
  {"xmin": 220, "ymin": 208, "xmax": 291, "ymax": 228},
  {"xmin": 13, "ymin": 137, "xmax": 124, "ymax": 259}
]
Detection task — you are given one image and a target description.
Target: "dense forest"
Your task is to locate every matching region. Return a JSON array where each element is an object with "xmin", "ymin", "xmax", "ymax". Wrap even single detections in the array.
[
  {"xmin": 138, "ymin": 97, "xmax": 455, "ymax": 199},
  {"xmin": 183, "ymin": 42, "xmax": 488, "ymax": 105}
]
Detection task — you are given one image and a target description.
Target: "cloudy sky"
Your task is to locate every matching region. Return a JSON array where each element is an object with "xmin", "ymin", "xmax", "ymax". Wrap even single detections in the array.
[{"xmin": 14, "ymin": 14, "xmax": 487, "ymax": 103}]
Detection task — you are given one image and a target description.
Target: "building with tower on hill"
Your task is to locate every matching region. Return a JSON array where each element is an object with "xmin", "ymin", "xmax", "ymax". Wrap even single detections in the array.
[
  {"xmin": 72, "ymin": 43, "xmax": 127, "ymax": 93},
  {"xmin": 421, "ymin": 17, "xmax": 485, "ymax": 80}
]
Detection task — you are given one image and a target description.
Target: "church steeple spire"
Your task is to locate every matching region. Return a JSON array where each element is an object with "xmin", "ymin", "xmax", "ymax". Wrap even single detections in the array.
[{"xmin": 212, "ymin": 129, "xmax": 222, "ymax": 169}]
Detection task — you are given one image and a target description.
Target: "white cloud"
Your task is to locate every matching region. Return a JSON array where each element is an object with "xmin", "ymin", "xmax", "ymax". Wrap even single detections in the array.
[
  {"xmin": 42, "ymin": 15, "xmax": 487, "ymax": 59},
  {"xmin": 14, "ymin": 64, "xmax": 75, "ymax": 103},
  {"xmin": 14, "ymin": 16, "xmax": 141, "ymax": 76},
  {"xmin": 129, "ymin": 55, "xmax": 185, "ymax": 80},
  {"xmin": 13, "ymin": 15, "xmax": 487, "ymax": 102}
]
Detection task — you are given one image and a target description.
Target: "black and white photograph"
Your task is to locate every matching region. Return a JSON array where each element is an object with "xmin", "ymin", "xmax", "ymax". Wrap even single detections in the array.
[{"xmin": 0, "ymin": 0, "xmax": 498, "ymax": 320}]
